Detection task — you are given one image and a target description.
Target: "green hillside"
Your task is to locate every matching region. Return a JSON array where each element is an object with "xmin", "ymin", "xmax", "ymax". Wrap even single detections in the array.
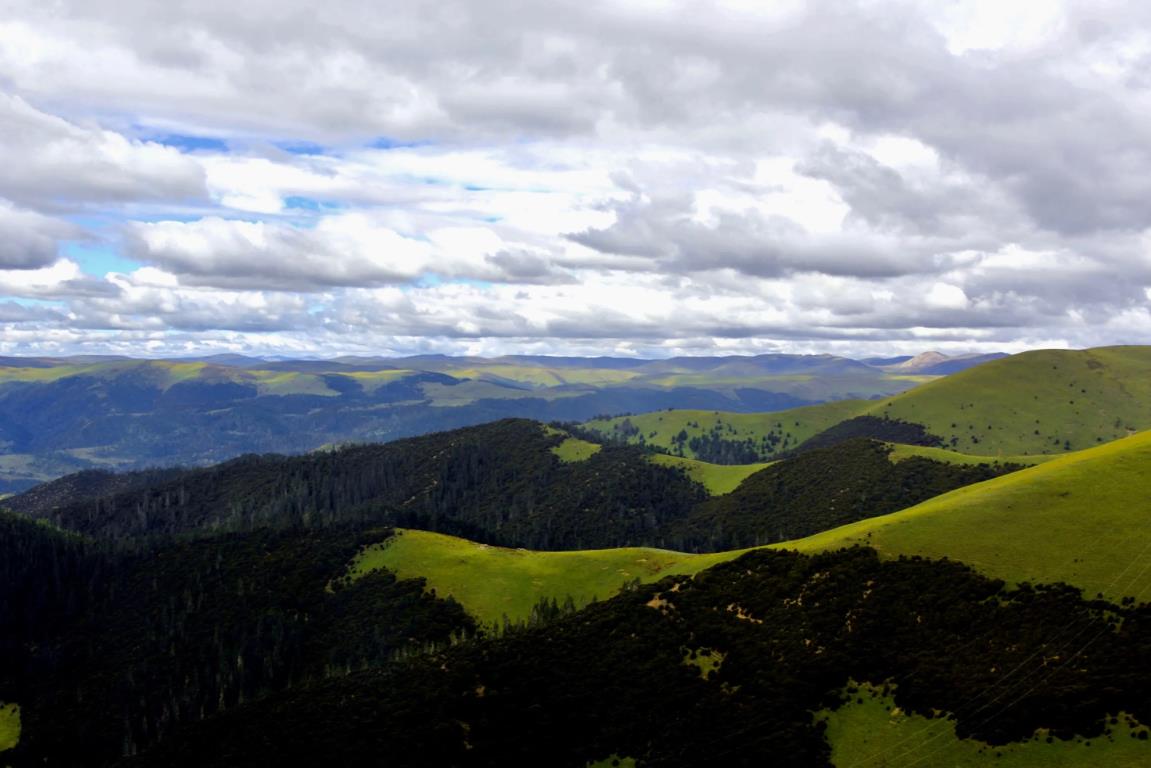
[
  {"xmin": 348, "ymin": 529, "xmax": 743, "ymax": 627},
  {"xmin": 0, "ymin": 352, "xmax": 932, "ymax": 492},
  {"xmin": 548, "ymin": 434, "xmax": 602, "ymax": 462},
  {"xmin": 787, "ymin": 429, "xmax": 1151, "ymax": 603},
  {"xmin": 648, "ymin": 453, "xmax": 771, "ymax": 494},
  {"xmin": 584, "ymin": 400, "xmax": 871, "ymax": 461},
  {"xmin": 823, "ymin": 684, "xmax": 1150, "ymax": 768},
  {"xmin": 885, "ymin": 443, "xmax": 1055, "ymax": 467},
  {"xmin": 873, "ymin": 346, "xmax": 1151, "ymax": 455},
  {"xmin": 0, "ymin": 702, "xmax": 18, "ymax": 752},
  {"xmin": 586, "ymin": 347, "xmax": 1151, "ymax": 462}
]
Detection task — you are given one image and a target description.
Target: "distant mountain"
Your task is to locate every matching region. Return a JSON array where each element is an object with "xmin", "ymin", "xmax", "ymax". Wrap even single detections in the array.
[
  {"xmin": 879, "ymin": 350, "xmax": 1008, "ymax": 374},
  {"xmin": 0, "ymin": 352, "xmax": 940, "ymax": 492},
  {"xmin": 860, "ymin": 354, "xmax": 913, "ymax": 366}
]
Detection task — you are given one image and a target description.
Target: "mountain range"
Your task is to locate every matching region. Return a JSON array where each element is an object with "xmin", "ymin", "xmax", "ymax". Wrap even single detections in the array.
[{"xmin": 0, "ymin": 350, "xmax": 1002, "ymax": 493}]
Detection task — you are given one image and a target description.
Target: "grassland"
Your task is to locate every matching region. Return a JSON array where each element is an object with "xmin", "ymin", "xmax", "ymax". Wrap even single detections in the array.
[
  {"xmin": 347, "ymin": 429, "xmax": 1151, "ymax": 626},
  {"xmin": 551, "ymin": 436, "xmax": 602, "ymax": 462},
  {"xmin": 342, "ymin": 369, "xmax": 418, "ymax": 393},
  {"xmin": 584, "ymin": 400, "xmax": 871, "ymax": 460},
  {"xmin": 0, "ymin": 702, "xmax": 19, "ymax": 752},
  {"xmin": 648, "ymin": 454, "xmax": 771, "ymax": 495},
  {"xmin": 822, "ymin": 684, "xmax": 1150, "ymax": 768},
  {"xmin": 885, "ymin": 444, "xmax": 1055, "ymax": 467},
  {"xmin": 586, "ymin": 347, "xmax": 1151, "ymax": 460},
  {"xmin": 872, "ymin": 346, "xmax": 1151, "ymax": 456},
  {"xmin": 347, "ymin": 529, "xmax": 747, "ymax": 627},
  {"xmin": 786, "ymin": 429, "xmax": 1151, "ymax": 603}
]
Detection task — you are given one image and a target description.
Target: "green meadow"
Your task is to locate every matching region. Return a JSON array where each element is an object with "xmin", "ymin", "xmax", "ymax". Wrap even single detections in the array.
[
  {"xmin": 586, "ymin": 347, "xmax": 1151, "ymax": 460},
  {"xmin": 584, "ymin": 400, "xmax": 871, "ymax": 460},
  {"xmin": 347, "ymin": 529, "xmax": 746, "ymax": 627},
  {"xmin": 550, "ymin": 435, "xmax": 603, "ymax": 462},
  {"xmin": 884, "ymin": 443, "xmax": 1055, "ymax": 467},
  {"xmin": 787, "ymin": 429, "xmax": 1151, "ymax": 603},
  {"xmin": 357, "ymin": 426, "xmax": 1151, "ymax": 630},
  {"xmin": 874, "ymin": 346, "xmax": 1151, "ymax": 455},
  {"xmin": 0, "ymin": 702, "xmax": 19, "ymax": 752},
  {"xmin": 648, "ymin": 454, "xmax": 771, "ymax": 494},
  {"xmin": 822, "ymin": 684, "xmax": 1151, "ymax": 768}
]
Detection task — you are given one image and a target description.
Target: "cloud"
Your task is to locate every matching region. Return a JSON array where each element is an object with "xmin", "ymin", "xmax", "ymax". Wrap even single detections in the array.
[
  {"xmin": 569, "ymin": 191, "xmax": 967, "ymax": 279},
  {"xmin": 0, "ymin": 259, "xmax": 120, "ymax": 298},
  {"xmin": 125, "ymin": 213, "xmax": 578, "ymax": 290},
  {"xmin": 0, "ymin": 93, "xmax": 206, "ymax": 208},
  {"xmin": 2, "ymin": 0, "xmax": 1151, "ymax": 356},
  {"xmin": 127, "ymin": 216, "xmax": 430, "ymax": 290},
  {"xmin": 0, "ymin": 202, "xmax": 76, "ymax": 269}
]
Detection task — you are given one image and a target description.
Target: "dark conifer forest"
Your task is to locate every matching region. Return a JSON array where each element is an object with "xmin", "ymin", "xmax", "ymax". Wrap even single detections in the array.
[
  {"xmin": 104, "ymin": 551, "xmax": 1151, "ymax": 766},
  {"xmin": 5, "ymin": 419, "xmax": 1018, "ymax": 552},
  {"xmin": 0, "ymin": 417, "xmax": 1144, "ymax": 767}
]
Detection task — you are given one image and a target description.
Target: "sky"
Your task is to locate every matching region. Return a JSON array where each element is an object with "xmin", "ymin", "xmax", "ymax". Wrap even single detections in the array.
[{"xmin": 1, "ymin": 0, "xmax": 1150, "ymax": 359}]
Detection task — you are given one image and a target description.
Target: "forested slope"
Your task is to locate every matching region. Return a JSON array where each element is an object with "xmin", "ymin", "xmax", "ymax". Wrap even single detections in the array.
[
  {"xmin": 6, "ymin": 422, "xmax": 1023, "ymax": 553},
  {"xmin": 0, "ymin": 515, "xmax": 473, "ymax": 765},
  {"xmin": 119, "ymin": 547, "xmax": 1151, "ymax": 767},
  {"xmin": 7, "ymin": 419, "xmax": 707, "ymax": 550}
]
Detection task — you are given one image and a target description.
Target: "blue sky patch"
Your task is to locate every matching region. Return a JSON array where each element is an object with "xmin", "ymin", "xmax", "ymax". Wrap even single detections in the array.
[
  {"xmin": 275, "ymin": 140, "xmax": 327, "ymax": 156},
  {"xmin": 283, "ymin": 196, "xmax": 346, "ymax": 213},
  {"xmin": 151, "ymin": 134, "xmax": 229, "ymax": 152},
  {"xmin": 62, "ymin": 242, "xmax": 138, "ymax": 276},
  {"xmin": 369, "ymin": 136, "xmax": 426, "ymax": 150}
]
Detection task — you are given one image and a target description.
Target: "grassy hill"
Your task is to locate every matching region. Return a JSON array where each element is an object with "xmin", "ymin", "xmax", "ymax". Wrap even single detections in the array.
[
  {"xmin": 886, "ymin": 443, "xmax": 1055, "ymax": 467},
  {"xmin": 0, "ymin": 702, "xmax": 18, "ymax": 753},
  {"xmin": 787, "ymin": 428, "xmax": 1151, "ymax": 603},
  {"xmin": 647, "ymin": 453, "xmax": 771, "ymax": 494},
  {"xmin": 348, "ymin": 529, "xmax": 742, "ymax": 627},
  {"xmin": 586, "ymin": 347, "xmax": 1151, "ymax": 461},
  {"xmin": 351, "ymin": 440, "xmax": 1027, "ymax": 627},
  {"xmin": 584, "ymin": 400, "xmax": 871, "ymax": 461},
  {"xmin": 872, "ymin": 346, "xmax": 1151, "ymax": 455}
]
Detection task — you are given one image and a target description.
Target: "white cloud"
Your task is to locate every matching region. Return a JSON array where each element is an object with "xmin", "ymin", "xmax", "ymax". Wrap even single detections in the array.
[
  {"xmin": 0, "ymin": 202, "xmax": 76, "ymax": 268},
  {"xmin": 925, "ymin": 282, "xmax": 969, "ymax": 309},
  {"xmin": 0, "ymin": 92, "xmax": 205, "ymax": 207},
  {"xmin": 1, "ymin": 0, "xmax": 1151, "ymax": 357}
]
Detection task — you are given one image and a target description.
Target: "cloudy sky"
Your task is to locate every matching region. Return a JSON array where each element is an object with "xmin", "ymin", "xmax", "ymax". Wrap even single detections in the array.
[{"xmin": 1, "ymin": 0, "xmax": 1149, "ymax": 358}]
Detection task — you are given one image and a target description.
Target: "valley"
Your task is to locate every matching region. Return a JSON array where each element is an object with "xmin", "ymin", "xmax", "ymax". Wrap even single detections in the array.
[{"xmin": 2, "ymin": 346, "xmax": 1150, "ymax": 766}]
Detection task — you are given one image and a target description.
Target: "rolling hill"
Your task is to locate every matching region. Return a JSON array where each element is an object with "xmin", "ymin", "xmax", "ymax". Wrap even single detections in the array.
[
  {"xmin": 585, "ymin": 346, "xmax": 1151, "ymax": 462},
  {"xmin": 348, "ymin": 528, "xmax": 741, "ymax": 627},
  {"xmin": 872, "ymin": 346, "xmax": 1151, "ymax": 455},
  {"xmin": 584, "ymin": 400, "xmax": 872, "ymax": 462},
  {"xmin": 787, "ymin": 427, "xmax": 1151, "ymax": 603},
  {"xmin": 3, "ymin": 393, "xmax": 1151, "ymax": 764}
]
